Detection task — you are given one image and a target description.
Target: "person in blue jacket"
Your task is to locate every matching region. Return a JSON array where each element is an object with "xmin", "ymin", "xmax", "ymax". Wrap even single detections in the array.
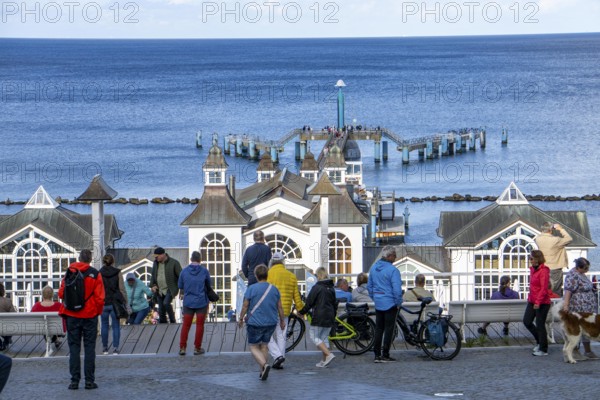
[
  {"xmin": 368, "ymin": 245, "xmax": 403, "ymax": 363},
  {"xmin": 125, "ymin": 273, "xmax": 154, "ymax": 325},
  {"xmin": 177, "ymin": 251, "xmax": 211, "ymax": 356}
]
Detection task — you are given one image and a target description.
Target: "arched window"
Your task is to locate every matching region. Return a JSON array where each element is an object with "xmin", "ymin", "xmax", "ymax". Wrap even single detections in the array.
[
  {"xmin": 474, "ymin": 226, "xmax": 535, "ymax": 300},
  {"xmin": 265, "ymin": 234, "xmax": 302, "ymax": 262},
  {"xmin": 1, "ymin": 230, "xmax": 77, "ymax": 312},
  {"xmin": 328, "ymin": 232, "xmax": 351, "ymax": 276},
  {"xmin": 200, "ymin": 233, "xmax": 231, "ymax": 318},
  {"xmin": 396, "ymin": 262, "xmax": 420, "ymax": 291}
]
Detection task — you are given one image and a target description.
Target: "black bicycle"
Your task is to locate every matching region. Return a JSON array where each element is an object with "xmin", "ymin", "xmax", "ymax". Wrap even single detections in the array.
[{"xmin": 396, "ymin": 297, "xmax": 462, "ymax": 360}]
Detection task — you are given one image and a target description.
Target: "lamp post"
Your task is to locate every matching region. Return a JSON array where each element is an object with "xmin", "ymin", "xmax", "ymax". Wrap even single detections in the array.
[
  {"xmin": 77, "ymin": 174, "xmax": 117, "ymax": 268},
  {"xmin": 307, "ymin": 172, "xmax": 341, "ymax": 268}
]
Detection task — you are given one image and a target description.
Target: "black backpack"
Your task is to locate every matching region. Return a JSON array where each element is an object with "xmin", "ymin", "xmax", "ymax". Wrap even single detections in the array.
[{"xmin": 63, "ymin": 267, "xmax": 98, "ymax": 311}]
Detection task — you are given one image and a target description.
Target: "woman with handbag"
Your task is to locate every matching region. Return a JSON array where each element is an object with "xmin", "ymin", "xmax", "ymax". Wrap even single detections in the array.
[
  {"xmin": 99, "ymin": 254, "xmax": 128, "ymax": 355},
  {"xmin": 237, "ymin": 264, "xmax": 286, "ymax": 381},
  {"xmin": 177, "ymin": 251, "xmax": 212, "ymax": 356}
]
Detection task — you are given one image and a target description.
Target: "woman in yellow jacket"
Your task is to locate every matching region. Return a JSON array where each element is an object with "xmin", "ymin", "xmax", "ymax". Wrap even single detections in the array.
[{"xmin": 266, "ymin": 252, "xmax": 305, "ymax": 369}]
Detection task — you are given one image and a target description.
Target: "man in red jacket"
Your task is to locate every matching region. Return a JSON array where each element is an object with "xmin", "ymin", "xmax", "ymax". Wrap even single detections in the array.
[{"xmin": 59, "ymin": 249, "xmax": 105, "ymax": 390}]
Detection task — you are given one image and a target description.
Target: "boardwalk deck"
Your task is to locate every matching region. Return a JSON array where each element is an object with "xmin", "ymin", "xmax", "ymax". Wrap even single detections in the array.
[{"xmin": 1, "ymin": 321, "xmax": 552, "ymax": 359}]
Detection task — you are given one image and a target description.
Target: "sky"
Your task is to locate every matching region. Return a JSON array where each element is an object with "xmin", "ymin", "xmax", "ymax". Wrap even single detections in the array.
[{"xmin": 0, "ymin": 0, "xmax": 598, "ymax": 39}]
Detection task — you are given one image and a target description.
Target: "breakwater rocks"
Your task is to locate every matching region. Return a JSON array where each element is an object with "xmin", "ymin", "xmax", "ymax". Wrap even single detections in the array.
[
  {"xmin": 397, "ymin": 194, "xmax": 600, "ymax": 203},
  {"xmin": 0, "ymin": 194, "xmax": 599, "ymax": 206}
]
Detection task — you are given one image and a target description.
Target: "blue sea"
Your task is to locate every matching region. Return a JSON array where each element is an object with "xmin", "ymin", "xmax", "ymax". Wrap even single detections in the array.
[{"xmin": 0, "ymin": 34, "xmax": 599, "ymax": 263}]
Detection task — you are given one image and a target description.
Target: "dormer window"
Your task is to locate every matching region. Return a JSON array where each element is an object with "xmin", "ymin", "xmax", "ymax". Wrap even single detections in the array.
[
  {"xmin": 328, "ymin": 170, "xmax": 342, "ymax": 184},
  {"xmin": 208, "ymin": 171, "xmax": 224, "ymax": 184}
]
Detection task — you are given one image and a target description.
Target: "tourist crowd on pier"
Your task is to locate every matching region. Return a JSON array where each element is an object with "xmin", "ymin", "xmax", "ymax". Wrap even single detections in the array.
[{"xmin": 0, "ymin": 222, "xmax": 596, "ymax": 392}]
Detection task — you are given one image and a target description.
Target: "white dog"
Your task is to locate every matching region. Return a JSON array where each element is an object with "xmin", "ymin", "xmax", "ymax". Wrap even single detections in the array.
[{"xmin": 555, "ymin": 300, "xmax": 600, "ymax": 364}]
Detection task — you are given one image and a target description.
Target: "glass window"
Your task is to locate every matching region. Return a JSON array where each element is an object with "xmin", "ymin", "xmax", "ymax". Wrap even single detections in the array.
[
  {"xmin": 200, "ymin": 233, "xmax": 231, "ymax": 316},
  {"xmin": 328, "ymin": 232, "xmax": 351, "ymax": 276}
]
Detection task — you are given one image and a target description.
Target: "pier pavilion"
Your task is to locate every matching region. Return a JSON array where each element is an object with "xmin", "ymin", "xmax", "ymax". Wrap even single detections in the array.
[
  {"xmin": 364, "ymin": 183, "xmax": 596, "ymax": 307},
  {"xmin": 0, "ymin": 186, "xmax": 121, "ymax": 312}
]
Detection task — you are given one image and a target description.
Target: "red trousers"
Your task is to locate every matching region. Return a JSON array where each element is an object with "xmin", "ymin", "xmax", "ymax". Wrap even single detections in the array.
[{"xmin": 180, "ymin": 311, "xmax": 206, "ymax": 349}]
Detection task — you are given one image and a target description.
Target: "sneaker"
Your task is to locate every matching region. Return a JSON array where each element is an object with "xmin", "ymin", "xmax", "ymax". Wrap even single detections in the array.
[
  {"xmin": 260, "ymin": 364, "xmax": 271, "ymax": 381},
  {"xmin": 194, "ymin": 347, "xmax": 205, "ymax": 355},
  {"xmin": 477, "ymin": 327, "xmax": 488, "ymax": 335},
  {"xmin": 532, "ymin": 350, "xmax": 548, "ymax": 356},
  {"xmin": 323, "ymin": 353, "xmax": 335, "ymax": 367},
  {"xmin": 179, "ymin": 347, "xmax": 186, "ymax": 356},
  {"xmin": 380, "ymin": 356, "xmax": 397, "ymax": 363},
  {"xmin": 573, "ymin": 349, "xmax": 588, "ymax": 361},
  {"xmin": 102, "ymin": 347, "xmax": 109, "ymax": 355},
  {"xmin": 272, "ymin": 356, "xmax": 285, "ymax": 369},
  {"xmin": 113, "ymin": 348, "xmax": 120, "ymax": 355},
  {"xmin": 503, "ymin": 327, "xmax": 510, "ymax": 336},
  {"xmin": 315, "ymin": 361, "xmax": 325, "ymax": 368},
  {"xmin": 533, "ymin": 344, "xmax": 539, "ymax": 352},
  {"xmin": 584, "ymin": 351, "xmax": 599, "ymax": 360},
  {"xmin": 84, "ymin": 382, "xmax": 98, "ymax": 390},
  {"xmin": 374, "ymin": 356, "xmax": 383, "ymax": 363}
]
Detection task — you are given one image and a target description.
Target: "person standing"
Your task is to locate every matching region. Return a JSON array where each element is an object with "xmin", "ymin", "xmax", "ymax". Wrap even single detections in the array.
[
  {"xmin": 0, "ymin": 283, "xmax": 15, "ymax": 351},
  {"xmin": 267, "ymin": 252, "xmax": 305, "ymax": 370},
  {"xmin": 58, "ymin": 249, "xmax": 104, "ymax": 390},
  {"xmin": 368, "ymin": 245, "xmax": 403, "ymax": 363},
  {"xmin": 238, "ymin": 264, "xmax": 285, "ymax": 381},
  {"xmin": 523, "ymin": 250, "xmax": 552, "ymax": 357},
  {"xmin": 125, "ymin": 273, "xmax": 153, "ymax": 325},
  {"xmin": 535, "ymin": 222, "xmax": 573, "ymax": 296},
  {"xmin": 242, "ymin": 231, "xmax": 272, "ymax": 286},
  {"xmin": 150, "ymin": 247, "xmax": 182, "ymax": 323},
  {"xmin": 298, "ymin": 267, "xmax": 337, "ymax": 368},
  {"xmin": 562, "ymin": 257, "xmax": 598, "ymax": 360},
  {"xmin": 178, "ymin": 251, "xmax": 211, "ymax": 356},
  {"xmin": 99, "ymin": 254, "xmax": 128, "ymax": 355}
]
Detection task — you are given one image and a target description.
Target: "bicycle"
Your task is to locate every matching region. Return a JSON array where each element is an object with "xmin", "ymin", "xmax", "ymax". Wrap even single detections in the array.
[
  {"xmin": 396, "ymin": 297, "xmax": 462, "ymax": 360},
  {"xmin": 285, "ymin": 302, "xmax": 376, "ymax": 356}
]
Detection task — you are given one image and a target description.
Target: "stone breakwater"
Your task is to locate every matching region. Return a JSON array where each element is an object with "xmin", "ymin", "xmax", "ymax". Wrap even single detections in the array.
[{"xmin": 0, "ymin": 194, "xmax": 599, "ymax": 206}]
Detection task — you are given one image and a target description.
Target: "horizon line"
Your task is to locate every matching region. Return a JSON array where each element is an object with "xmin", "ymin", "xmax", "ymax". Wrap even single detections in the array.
[{"xmin": 1, "ymin": 31, "xmax": 599, "ymax": 41}]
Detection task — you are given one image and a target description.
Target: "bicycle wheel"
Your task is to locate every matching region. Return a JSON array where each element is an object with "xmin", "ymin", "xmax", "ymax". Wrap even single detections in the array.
[
  {"xmin": 418, "ymin": 318, "xmax": 462, "ymax": 360},
  {"xmin": 331, "ymin": 314, "xmax": 376, "ymax": 355},
  {"xmin": 285, "ymin": 314, "xmax": 305, "ymax": 352}
]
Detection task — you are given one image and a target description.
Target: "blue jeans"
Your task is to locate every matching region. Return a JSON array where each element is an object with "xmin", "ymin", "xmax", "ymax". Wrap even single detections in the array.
[
  {"xmin": 101, "ymin": 305, "xmax": 121, "ymax": 349},
  {"xmin": 128, "ymin": 307, "xmax": 150, "ymax": 325},
  {"xmin": 66, "ymin": 316, "xmax": 97, "ymax": 384},
  {"xmin": 247, "ymin": 325, "xmax": 276, "ymax": 345}
]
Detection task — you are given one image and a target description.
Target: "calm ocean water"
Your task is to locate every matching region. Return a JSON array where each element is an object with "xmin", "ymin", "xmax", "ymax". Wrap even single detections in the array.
[{"xmin": 0, "ymin": 34, "xmax": 598, "ymax": 263}]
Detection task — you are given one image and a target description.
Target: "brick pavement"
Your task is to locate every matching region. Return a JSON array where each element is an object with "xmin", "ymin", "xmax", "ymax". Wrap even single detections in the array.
[{"xmin": 3, "ymin": 344, "xmax": 599, "ymax": 400}]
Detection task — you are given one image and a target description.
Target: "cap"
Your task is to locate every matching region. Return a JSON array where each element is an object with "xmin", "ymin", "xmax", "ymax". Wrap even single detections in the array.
[
  {"xmin": 126, "ymin": 273, "xmax": 136, "ymax": 281},
  {"xmin": 272, "ymin": 251, "xmax": 285, "ymax": 261},
  {"xmin": 153, "ymin": 247, "xmax": 166, "ymax": 256}
]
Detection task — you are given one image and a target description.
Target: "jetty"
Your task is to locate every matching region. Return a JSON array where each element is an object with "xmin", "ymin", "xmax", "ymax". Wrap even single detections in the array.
[{"xmin": 197, "ymin": 80, "xmax": 504, "ymax": 165}]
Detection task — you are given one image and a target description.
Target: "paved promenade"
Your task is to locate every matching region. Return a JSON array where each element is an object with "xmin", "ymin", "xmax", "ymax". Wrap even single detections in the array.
[{"xmin": 4, "ymin": 344, "xmax": 600, "ymax": 400}]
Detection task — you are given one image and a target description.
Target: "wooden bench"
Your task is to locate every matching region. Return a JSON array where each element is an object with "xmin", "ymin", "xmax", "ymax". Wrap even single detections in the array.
[
  {"xmin": 447, "ymin": 299, "xmax": 561, "ymax": 342},
  {"xmin": 0, "ymin": 312, "xmax": 64, "ymax": 357}
]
